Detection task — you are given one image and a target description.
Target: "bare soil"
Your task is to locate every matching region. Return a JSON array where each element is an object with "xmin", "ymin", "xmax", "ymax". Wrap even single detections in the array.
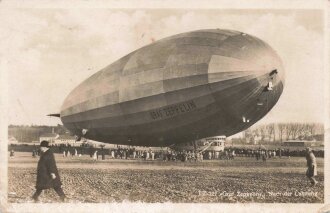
[{"xmin": 7, "ymin": 152, "xmax": 324, "ymax": 203}]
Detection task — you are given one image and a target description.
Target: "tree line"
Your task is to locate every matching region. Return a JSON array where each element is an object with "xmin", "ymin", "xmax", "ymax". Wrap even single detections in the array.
[
  {"xmin": 8, "ymin": 122, "xmax": 324, "ymax": 143},
  {"xmin": 8, "ymin": 124, "xmax": 68, "ymax": 142},
  {"xmin": 243, "ymin": 122, "xmax": 323, "ymax": 143}
]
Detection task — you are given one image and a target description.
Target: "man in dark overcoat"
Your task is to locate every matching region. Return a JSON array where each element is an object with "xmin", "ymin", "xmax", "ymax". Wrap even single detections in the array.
[
  {"xmin": 305, "ymin": 147, "xmax": 318, "ymax": 186},
  {"xmin": 32, "ymin": 141, "xmax": 66, "ymax": 202}
]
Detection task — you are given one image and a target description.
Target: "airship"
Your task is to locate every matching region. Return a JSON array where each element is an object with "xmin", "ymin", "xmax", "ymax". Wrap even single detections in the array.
[{"xmin": 57, "ymin": 29, "xmax": 285, "ymax": 147}]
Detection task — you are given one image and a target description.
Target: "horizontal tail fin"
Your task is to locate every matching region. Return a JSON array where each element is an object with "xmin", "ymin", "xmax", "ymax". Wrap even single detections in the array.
[{"xmin": 47, "ymin": 113, "xmax": 60, "ymax": 117}]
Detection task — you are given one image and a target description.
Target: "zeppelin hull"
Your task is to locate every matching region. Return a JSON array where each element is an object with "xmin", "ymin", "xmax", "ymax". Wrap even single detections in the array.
[{"xmin": 60, "ymin": 29, "xmax": 284, "ymax": 146}]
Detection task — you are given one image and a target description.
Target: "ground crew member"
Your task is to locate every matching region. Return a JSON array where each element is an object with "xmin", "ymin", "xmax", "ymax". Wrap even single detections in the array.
[{"xmin": 305, "ymin": 147, "xmax": 318, "ymax": 186}]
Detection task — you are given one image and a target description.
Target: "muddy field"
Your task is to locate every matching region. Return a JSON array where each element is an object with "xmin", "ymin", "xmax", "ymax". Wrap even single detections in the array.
[{"xmin": 7, "ymin": 152, "xmax": 324, "ymax": 203}]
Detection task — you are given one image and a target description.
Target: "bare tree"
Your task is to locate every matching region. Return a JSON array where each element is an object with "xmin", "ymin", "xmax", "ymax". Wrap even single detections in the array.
[
  {"xmin": 277, "ymin": 123, "xmax": 286, "ymax": 143},
  {"xmin": 305, "ymin": 123, "xmax": 316, "ymax": 137},
  {"xmin": 299, "ymin": 123, "xmax": 311, "ymax": 139},
  {"xmin": 265, "ymin": 123, "xmax": 275, "ymax": 142},
  {"xmin": 284, "ymin": 123, "xmax": 310, "ymax": 140},
  {"xmin": 257, "ymin": 125, "xmax": 267, "ymax": 142},
  {"xmin": 285, "ymin": 124, "xmax": 293, "ymax": 140}
]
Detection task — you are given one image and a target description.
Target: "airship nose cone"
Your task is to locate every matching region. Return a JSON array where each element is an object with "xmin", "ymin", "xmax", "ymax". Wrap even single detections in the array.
[
  {"xmin": 208, "ymin": 32, "xmax": 285, "ymax": 87},
  {"xmin": 206, "ymin": 31, "xmax": 285, "ymax": 133}
]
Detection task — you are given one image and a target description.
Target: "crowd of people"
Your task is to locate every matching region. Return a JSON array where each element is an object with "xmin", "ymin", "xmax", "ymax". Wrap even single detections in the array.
[
  {"xmin": 35, "ymin": 144, "xmax": 322, "ymax": 162},
  {"xmin": 7, "ymin": 143, "xmax": 323, "ymax": 162},
  {"xmin": 226, "ymin": 148, "xmax": 324, "ymax": 158}
]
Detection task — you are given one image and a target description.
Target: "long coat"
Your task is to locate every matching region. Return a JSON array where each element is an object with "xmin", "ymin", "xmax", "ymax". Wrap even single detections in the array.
[
  {"xmin": 306, "ymin": 151, "xmax": 317, "ymax": 177},
  {"xmin": 36, "ymin": 149, "xmax": 62, "ymax": 189}
]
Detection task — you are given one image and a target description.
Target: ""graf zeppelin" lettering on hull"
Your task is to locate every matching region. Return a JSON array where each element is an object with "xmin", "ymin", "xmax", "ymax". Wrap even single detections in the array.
[
  {"xmin": 150, "ymin": 101, "xmax": 197, "ymax": 120},
  {"xmin": 59, "ymin": 29, "xmax": 285, "ymax": 146}
]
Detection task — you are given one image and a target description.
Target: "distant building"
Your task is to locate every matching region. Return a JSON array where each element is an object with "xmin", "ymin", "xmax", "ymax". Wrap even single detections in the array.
[
  {"xmin": 312, "ymin": 134, "xmax": 324, "ymax": 141},
  {"xmin": 283, "ymin": 140, "xmax": 323, "ymax": 147},
  {"xmin": 8, "ymin": 136, "xmax": 18, "ymax": 144},
  {"xmin": 39, "ymin": 133, "xmax": 59, "ymax": 144},
  {"xmin": 54, "ymin": 134, "xmax": 76, "ymax": 145}
]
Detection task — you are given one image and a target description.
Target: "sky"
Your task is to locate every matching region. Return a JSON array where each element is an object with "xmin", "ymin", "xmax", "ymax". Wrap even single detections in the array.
[{"xmin": 0, "ymin": 9, "xmax": 325, "ymax": 126}]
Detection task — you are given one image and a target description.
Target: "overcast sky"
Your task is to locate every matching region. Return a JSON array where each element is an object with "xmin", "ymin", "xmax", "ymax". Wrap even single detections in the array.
[{"xmin": 0, "ymin": 9, "xmax": 325, "ymax": 126}]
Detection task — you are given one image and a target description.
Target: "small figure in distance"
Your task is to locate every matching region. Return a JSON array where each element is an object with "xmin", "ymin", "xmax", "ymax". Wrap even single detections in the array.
[
  {"xmin": 305, "ymin": 147, "xmax": 318, "ymax": 186},
  {"xmin": 10, "ymin": 149, "xmax": 14, "ymax": 157},
  {"xmin": 32, "ymin": 141, "xmax": 66, "ymax": 202}
]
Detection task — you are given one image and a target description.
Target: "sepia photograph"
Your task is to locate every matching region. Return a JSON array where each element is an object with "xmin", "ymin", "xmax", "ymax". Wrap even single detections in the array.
[{"xmin": 0, "ymin": 1, "xmax": 328, "ymax": 212}]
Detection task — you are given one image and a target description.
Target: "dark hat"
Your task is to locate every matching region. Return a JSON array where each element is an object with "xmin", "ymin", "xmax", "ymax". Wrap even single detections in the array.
[{"xmin": 40, "ymin": 140, "xmax": 50, "ymax": 148}]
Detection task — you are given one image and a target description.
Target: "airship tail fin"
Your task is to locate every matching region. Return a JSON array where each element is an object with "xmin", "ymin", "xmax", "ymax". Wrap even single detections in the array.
[{"xmin": 47, "ymin": 113, "xmax": 60, "ymax": 117}]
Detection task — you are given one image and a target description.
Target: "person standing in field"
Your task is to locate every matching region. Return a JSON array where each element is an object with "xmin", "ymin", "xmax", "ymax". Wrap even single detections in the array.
[
  {"xmin": 10, "ymin": 149, "xmax": 15, "ymax": 157},
  {"xmin": 305, "ymin": 147, "xmax": 318, "ymax": 186},
  {"xmin": 92, "ymin": 150, "xmax": 98, "ymax": 161},
  {"xmin": 32, "ymin": 141, "xmax": 66, "ymax": 202}
]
